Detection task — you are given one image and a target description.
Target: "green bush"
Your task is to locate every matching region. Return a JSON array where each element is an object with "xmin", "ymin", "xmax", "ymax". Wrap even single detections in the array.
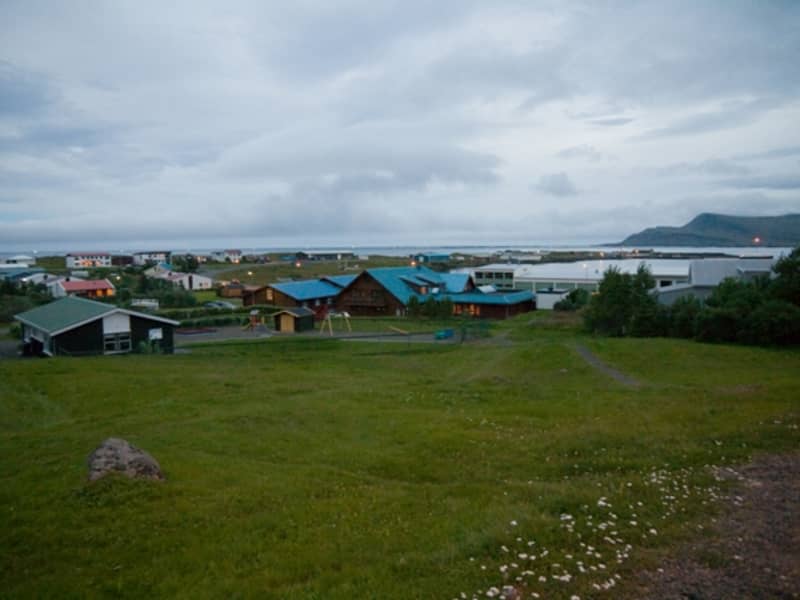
[
  {"xmin": 554, "ymin": 288, "xmax": 590, "ymax": 312},
  {"xmin": 667, "ymin": 295, "xmax": 702, "ymax": 338},
  {"xmin": 738, "ymin": 300, "xmax": 800, "ymax": 346}
]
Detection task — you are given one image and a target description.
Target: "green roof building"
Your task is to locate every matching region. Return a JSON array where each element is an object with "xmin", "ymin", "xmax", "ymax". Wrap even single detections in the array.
[{"xmin": 14, "ymin": 296, "xmax": 179, "ymax": 357}]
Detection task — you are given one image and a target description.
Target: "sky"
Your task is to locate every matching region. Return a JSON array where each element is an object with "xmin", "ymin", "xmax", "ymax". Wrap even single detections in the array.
[{"xmin": 1, "ymin": 0, "xmax": 799, "ymax": 251}]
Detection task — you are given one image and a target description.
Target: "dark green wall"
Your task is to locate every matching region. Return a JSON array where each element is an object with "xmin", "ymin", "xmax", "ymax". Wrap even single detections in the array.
[
  {"xmin": 52, "ymin": 320, "xmax": 104, "ymax": 356},
  {"xmin": 130, "ymin": 315, "xmax": 175, "ymax": 354},
  {"xmin": 49, "ymin": 315, "xmax": 175, "ymax": 356}
]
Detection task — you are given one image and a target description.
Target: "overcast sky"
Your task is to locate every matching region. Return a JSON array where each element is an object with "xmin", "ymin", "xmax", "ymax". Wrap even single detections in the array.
[{"xmin": 1, "ymin": 1, "xmax": 799, "ymax": 251}]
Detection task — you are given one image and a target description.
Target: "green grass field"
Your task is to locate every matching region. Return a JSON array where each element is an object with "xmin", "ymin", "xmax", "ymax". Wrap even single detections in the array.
[
  {"xmin": 202, "ymin": 256, "xmax": 411, "ymax": 286},
  {"xmin": 1, "ymin": 318, "xmax": 798, "ymax": 598}
]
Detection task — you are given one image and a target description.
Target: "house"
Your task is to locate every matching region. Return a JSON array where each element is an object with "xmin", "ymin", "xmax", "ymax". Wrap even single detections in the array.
[
  {"xmin": 0, "ymin": 254, "xmax": 36, "ymax": 266},
  {"xmin": 335, "ymin": 265, "xmax": 535, "ymax": 319},
  {"xmin": 144, "ymin": 262, "xmax": 173, "ymax": 276},
  {"xmin": 66, "ymin": 252, "xmax": 112, "ymax": 269},
  {"xmin": 272, "ymin": 307, "xmax": 315, "ymax": 333},
  {"xmin": 211, "ymin": 249, "xmax": 242, "ymax": 263},
  {"xmin": 0, "ymin": 266, "xmax": 45, "ymax": 284},
  {"xmin": 335, "ymin": 266, "xmax": 470, "ymax": 316},
  {"xmin": 14, "ymin": 296, "xmax": 179, "ymax": 356},
  {"xmin": 413, "ymin": 252, "xmax": 450, "ymax": 265},
  {"xmin": 449, "ymin": 290, "xmax": 535, "ymax": 319},
  {"xmin": 111, "ymin": 254, "xmax": 134, "ymax": 267},
  {"xmin": 160, "ymin": 271, "xmax": 214, "ymax": 291},
  {"xmin": 133, "ymin": 251, "xmax": 171, "ymax": 266},
  {"xmin": 295, "ymin": 250, "xmax": 356, "ymax": 262},
  {"xmin": 243, "ymin": 275, "xmax": 357, "ymax": 317},
  {"xmin": 219, "ymin": 280, "xmax": 259, "ymax": 298},
  {"xmin": 53, "ymin": 278, "xmax": 116, "ymax": 299}
]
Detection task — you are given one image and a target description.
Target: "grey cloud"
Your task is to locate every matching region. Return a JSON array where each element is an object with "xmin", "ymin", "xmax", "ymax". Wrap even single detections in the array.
[
  {"xmin": 534, "ymin": 172, "xmax": 578, "ymax": 197},
  {"xmin": 637, "ymin": 98, "xmax": 781, "ymax": 140},
  {"xmin": 588, "ymin": 117, "xmax": 633, "ymax": 127},
  {"xmin": 557, "ymin": 145, "xmax": 603, "ymax": 161},
  {"xmin": 644, "ymin": 159, "xmax": 751, "ymax": 178},
  {"xmin": 217, "ymin": 123, "xmax": 501, "ymax": 191},
  {"xmin": 734, "ymin": 145, "xmax": 800, "ymax": 161},
  {"xmin": 718, "ymin": 175, "xmax": 800, "ymax": 190},
  {"xmin": 0, "ymin": 61, "xmax": 54, "ymax": 116}
]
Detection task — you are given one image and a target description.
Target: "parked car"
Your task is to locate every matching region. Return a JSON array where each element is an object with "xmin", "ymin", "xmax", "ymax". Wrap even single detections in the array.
[{"xmin": 204, "ymin": 301, "xmax": 236, "ymax": 310}]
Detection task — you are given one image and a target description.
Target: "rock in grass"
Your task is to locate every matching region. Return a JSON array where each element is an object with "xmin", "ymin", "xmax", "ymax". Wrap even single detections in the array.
[{"xmin": 87, "ymin": 438, "xmax": 164, "ymax": 482}]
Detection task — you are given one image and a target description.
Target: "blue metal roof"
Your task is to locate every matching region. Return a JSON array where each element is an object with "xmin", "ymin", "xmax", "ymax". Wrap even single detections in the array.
[
  {"xmin": 365, "ymin": 266, "xmax": 442, "ymax": 304},
  {"xmin": 438, "ymin": 272, "xmax": 471, "ymax": 292},
  {"xmin": 363, "ymin": 266, "xmax": 477, "ymax": 304},
  {"xmin": 270, "ymin": 279, "xmax": 344, "ymax": 301},
  {"xmin": 446, "ymin": 290, "xmax": 534, "ymax": 305},
  {"xmin": 322, "ymin": 274, "xmax": 358, "ymax": 288}
]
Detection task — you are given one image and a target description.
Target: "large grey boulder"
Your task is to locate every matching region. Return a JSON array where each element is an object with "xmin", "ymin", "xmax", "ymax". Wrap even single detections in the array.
[{"xmin": 87, "ymin": 438, "xmax": 164, "ymax": 482}]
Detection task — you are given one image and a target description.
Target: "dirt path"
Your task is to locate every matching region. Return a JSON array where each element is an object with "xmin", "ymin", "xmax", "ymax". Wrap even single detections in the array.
[
  {"xmin": 629, "ymin": 453, "xmax": 800, "ymax": 599},
  {"xmin": 573, "ymin": 343, "xmax": 641, "ymax": 388}
]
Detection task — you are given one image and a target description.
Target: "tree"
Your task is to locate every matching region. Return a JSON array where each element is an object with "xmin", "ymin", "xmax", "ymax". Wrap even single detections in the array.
[
  {"xmin": 407, "ymin": 296, "xmax": 421, "ymax": 317},
  {"xmin": 769, "ymin": 246, "xmax": 800, "ymax": 306},
  {"xmin": 629, "ymin": 265, "xmax": 661, "ymax": 336},
  {"xmin": 584, "ymin": 267, "xmax": 633, "ymax": 336},
  {"xmin": 553, "ymin": 288, "xmax": 589, "ymax": 311},
  {"xmin": 172, "ymin": 254, "xmax": 199, "ymax": 273},
  {"xmin": 667, "ymin": 295, "xmax": 702, "ymax": 338}
]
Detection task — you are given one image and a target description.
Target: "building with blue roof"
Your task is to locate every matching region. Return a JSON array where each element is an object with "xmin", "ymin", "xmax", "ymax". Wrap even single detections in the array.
[
  {"xmin": 335, "ymin": 265, "xmax": 534, "ymax": 318},
  {"xmin": 243, "ymin": 275, "xmax": 357, "ymax": 317}
]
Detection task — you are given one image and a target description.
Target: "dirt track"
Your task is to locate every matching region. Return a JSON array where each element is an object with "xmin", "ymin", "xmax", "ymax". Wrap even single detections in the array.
[{"xmin": 629, "ymin": 453, "xmax": 800, "ymax": 599}]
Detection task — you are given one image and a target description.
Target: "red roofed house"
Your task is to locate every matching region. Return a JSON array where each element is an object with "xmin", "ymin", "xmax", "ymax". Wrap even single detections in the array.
[{"xmin": 53, "ymin": 278, "xmax": 116, "ymax": 299}]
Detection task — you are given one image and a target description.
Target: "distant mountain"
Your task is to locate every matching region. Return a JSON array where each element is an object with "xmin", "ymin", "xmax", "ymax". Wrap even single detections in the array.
[{"xmin": 618, "ymin": 213, "xmax": 800, "ymax": 247}]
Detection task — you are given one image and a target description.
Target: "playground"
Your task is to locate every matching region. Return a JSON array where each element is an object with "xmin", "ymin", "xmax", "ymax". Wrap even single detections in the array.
[{"xmin": 175, "ymin": 314, "xmax": 490, "ymax": 347}]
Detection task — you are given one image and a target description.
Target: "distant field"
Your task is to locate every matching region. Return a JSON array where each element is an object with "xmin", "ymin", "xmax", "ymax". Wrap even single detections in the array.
[
  {"xmin": 1, "ymin": 318, "xmax": 798, "ymax": 598},
  {"xmin": 202, "ymin": 256, "xmax": 411, "ymax": 286}
]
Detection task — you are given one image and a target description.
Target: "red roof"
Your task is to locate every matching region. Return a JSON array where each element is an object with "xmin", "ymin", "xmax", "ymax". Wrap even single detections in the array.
[{"xmin": 61, "ymin": 279, "xmax": 115, "ymax": 291}]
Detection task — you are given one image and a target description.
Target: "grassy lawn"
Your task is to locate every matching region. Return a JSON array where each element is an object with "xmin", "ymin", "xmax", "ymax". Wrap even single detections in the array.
[{"xmin": 1, "ymin": 323, "xmax": 798, "ymax": 598}]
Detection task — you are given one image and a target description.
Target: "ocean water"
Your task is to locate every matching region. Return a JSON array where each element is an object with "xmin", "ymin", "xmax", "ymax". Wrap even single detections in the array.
[{"xmin": 0, "ymin": 245, "xmax": 790, "ymax": 260}]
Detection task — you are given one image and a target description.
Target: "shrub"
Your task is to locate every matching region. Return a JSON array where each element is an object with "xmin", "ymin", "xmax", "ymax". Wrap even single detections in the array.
[
  {"xmin": 667, "ymin": 295, "xmax": 703, "ymax": 338},
  {"xmin": 738, "ymin": 300, "xmax": 800, "ymax": 346}
]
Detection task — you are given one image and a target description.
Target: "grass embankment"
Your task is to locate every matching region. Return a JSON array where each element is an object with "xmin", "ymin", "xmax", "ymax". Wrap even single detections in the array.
[{"xmin": 1, "ymin": 320, "xmax": 798, "ymax": 598}]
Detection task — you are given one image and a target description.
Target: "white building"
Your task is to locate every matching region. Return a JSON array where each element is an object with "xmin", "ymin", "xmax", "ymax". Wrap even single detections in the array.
[
  {"xmin": 655, "ymin": 257, "xmax": 776, "ymax": 305},
  {"xmin": 474, "ymin": 259, "xmax": 691, "ymax": 294},
  {"xmin": 211, "ymin": 249, "xmax": 242, "ymax": 263},
  {"xmin": 0, "ymin": 254, "xmax": 36, "ymax": 266},
  {"xmin": 133, "ymin": 251, "xmax": 171, "ymax": 266},
  {"xmin": 66, "ymin": 252, "xmax": 112, "ymax": 268},
  {"xmin": 148, "ymin": 269, "xmax": 213, "ymax": 291}
]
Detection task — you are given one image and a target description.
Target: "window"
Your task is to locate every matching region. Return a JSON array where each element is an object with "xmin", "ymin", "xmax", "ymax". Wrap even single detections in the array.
[
  {"xmin": 103, "ymin": 333, "xmax": 131, "ymax": 353},
  {"xmin": 266, "ymin": 289, "xmax": 274, "ymax": 301}
]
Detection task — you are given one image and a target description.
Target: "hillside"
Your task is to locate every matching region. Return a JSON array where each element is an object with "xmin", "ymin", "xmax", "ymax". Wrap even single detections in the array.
[
  {"xmin": 1, "ymin": 321, "xmax": 798, "ymax": 598},
  {"xmin": 619, "ymin": 213, "xmax": 800, "ymax": 247}
]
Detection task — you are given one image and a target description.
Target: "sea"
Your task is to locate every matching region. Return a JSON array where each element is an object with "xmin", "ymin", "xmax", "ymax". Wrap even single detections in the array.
[{"xmin": 0, "ymin": 244, "xmax": 791, "ymax": 260}]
